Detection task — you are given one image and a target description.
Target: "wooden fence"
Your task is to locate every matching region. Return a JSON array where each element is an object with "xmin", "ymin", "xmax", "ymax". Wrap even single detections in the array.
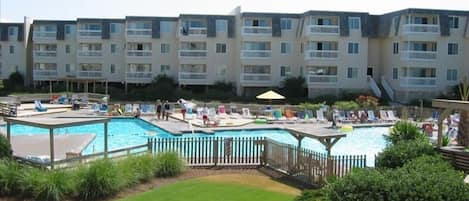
[{"xmin": 437, "ymin": 147, "xmax": 469, "ymax": 173}]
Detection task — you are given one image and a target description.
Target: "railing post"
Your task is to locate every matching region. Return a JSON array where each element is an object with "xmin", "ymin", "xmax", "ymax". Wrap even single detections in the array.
[
  {"xmin": 213, "ymin": 138, "xmax": 219, "ymax": 166},
  {"xmin": 147, "ymin": 138, "xmax": 153, "ymax": 154},
  {"xmin": 262, "ymin": 137, "xmax": 268, "ymax": 166}
]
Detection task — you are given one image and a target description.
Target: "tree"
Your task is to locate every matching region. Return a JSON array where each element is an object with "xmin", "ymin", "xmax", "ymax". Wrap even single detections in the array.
[
  {"xmin": 3, "ymin": 72, "xmax": 24, "ymax": 91},
  {"xmin": 280, "ymin": 76, "xmax": 306, "ymax": 98},
  {"xmin": 457, "ymin": 76, "xmax": 469, "ymax": 146}
]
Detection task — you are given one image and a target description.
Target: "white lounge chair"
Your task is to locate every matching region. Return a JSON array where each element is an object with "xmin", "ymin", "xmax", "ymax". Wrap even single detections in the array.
[
  {"xmin": 242, "ymin": 108, "xmax": 253, "ymax": 118},
  {"xmin": 379, "ymin": 110, "xmax": 389, "ymax": 122},
  {"xmin": 387, "ymin": 110, "xmax": 399, "ymax": 121},
  {"xmin": 316, "ymin": 110, "xmax": 327, "ymax": 123},
  {"xmin": 125, "ymin": 104, "xmax": 133, "ymax": 115},
  {"xmin": 367, "ymin": 110, "xmax": 378, "ymax": 122}
]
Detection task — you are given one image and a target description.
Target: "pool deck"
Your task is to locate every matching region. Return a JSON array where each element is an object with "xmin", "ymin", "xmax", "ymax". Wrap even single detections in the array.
[{"xmin": 10, "ymin": 133, "xmax": 96, "ymax": 161}]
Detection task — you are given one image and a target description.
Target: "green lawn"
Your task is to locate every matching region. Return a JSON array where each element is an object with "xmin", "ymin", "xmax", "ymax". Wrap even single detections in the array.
[{"xmin": 118, "ymin": 174, "xmax": 299, "ymax": 201}]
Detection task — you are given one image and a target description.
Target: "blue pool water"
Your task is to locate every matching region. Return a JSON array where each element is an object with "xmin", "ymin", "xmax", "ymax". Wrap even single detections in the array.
[{"xmin": 3, "ymin": 118, "xmax": 388, "ymax": 166}]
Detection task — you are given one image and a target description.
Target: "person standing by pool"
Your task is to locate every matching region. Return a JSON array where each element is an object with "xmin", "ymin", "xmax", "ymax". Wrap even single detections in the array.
[
  {"xmin": 178, "ymin": 99, "xmax": 187, "ymax": 120},
  {"xmin": 202, "ymin": 103, "xmax": 209, "ymax": 126},
  {"xmin": 164, "ymin": 100, "xmax": 171, "ymax": 121},
  {"xmin": 156, "ymin": 99, "xmax": 162, "ymax": 120},
  {"xmin": 134, "ymin": 107, "xmax": 141, "ymax": 118}
]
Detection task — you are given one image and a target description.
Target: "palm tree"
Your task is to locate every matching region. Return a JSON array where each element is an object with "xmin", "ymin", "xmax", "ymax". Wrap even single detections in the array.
[{"xmin": 457, "ymin": 77, "xmax": 469, "ymax": 146}]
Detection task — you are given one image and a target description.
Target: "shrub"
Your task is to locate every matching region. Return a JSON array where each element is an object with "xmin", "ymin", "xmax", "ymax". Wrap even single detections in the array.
[
  {"xmin": 375, "ymin": 140, "xmax": 435, "ymax": 169},
  {"xmin": 0, "ymin": 160, "xmax": 23, "ymax": 196},
  {"xmin": 154, "ymin": 152, "xmax": 185, "ymax": 177},
  {"xmin": 22, "ymin": 169, "xmax": 72, "ymax": 201},
  {"xmin": 0, "ymin": 135, "xmax": 12, "ymax": 159},
  {"xmin": 387, "ymin": 121, "xmax": 426, "ymax": 145},
  {"xmin": 75, "ymin": 159, "xmax": 122, "ymax": 200},
  {"xmin": 355, "ymin": 95, "xmax": 379, "ymax": 108},
  {"xmin": 280, "ymin": 76, "xmax": 307, "ymax": 98},
  {"xmin": 295, "ymin": 189, "xmax": 327, "ymax": 201},
  {"xmin": 118, "ymin": 154, "xmax": 157, "ymax": 187},
  {"xmin": 3, "ymin": 71, "xmax": 24, "ymax": 91},
  {"xmin": 299, "ymin": 102, "xmax": 323, "ymax": 111},
  {"xmin": 333, "ymin": 101, "xmax": 360, "ymax": 110}
]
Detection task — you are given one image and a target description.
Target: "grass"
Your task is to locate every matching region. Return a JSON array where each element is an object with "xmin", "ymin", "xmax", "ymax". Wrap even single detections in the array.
[{"xmin": 117, "ymin": 174, "xmax": 300, "ymax": 201}]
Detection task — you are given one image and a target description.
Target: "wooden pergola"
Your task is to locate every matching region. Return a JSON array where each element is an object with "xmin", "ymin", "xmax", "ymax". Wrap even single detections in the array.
[
  {"xmin": 432, "ymin": 99, "xmax": 469, "ymax": 147},
  {"xmin": 4, "ymin": 117, "xmax": 110, "ymax": 169}
]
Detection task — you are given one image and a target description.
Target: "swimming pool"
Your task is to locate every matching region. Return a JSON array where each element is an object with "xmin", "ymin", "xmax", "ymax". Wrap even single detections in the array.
[{"xmin": 3, "ymin": 118, "xmax": 388, "ymax": 166}]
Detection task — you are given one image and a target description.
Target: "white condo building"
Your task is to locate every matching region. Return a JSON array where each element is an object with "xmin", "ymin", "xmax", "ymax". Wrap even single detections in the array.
[{"xmin": 1, "ymin": 7, "xmax": 468, "ymax": 103}]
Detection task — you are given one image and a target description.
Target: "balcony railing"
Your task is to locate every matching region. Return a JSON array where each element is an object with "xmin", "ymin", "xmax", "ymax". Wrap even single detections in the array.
[
  {"xmin": 241, "ymin": 50, "xmax": 271, "ymax": 58},
  {"xmin": 242, "ymin": 26, "xmax": 272, "ymax": 35},
  {"xmin": 33, "ymin": 31, "xmax": 57, "ymax": 39},
  {"xmin": 180, "ymin": 27, "xmax": 207, "ymax": 36},
  {"xmin": 400, "ymin": 50, "xmax": 436, "ymax": 60},
  {"xmin": 402, "ymin": 24, "xmax": 439, "ymax": 34},
  {"xmin": 126, "ymin": 28, "xmax": 152, "ymax": 37},
  {"xmin": 178, "ymin": 72, "xmax": 208, "ymax": 84},
  {"xmin": 77, "ymin": 30, "xmax": 102, "ymax": 38},
  {"xmin": 178, "ymin": 50, "xmax": 208, "ymax": 58},
  {"xmin": 34, "ymin": 51, "xmax": 57, "ymax": 57},
  {"xmin": 77, "ymin": 70, "xmax": 103, "ymax": 78},
  {"xmin": 240, "ymin": 73, "xmax": 271, "ymax": 83},
  {"xmin": 127, "ymin": 50, "xmax": 152, "ymax": 57},
  {"xmin": 307, "ymin": 25, "xmax": 339, "ymax": 35},
  {"xmin": 78, "ymin": 50, "xmax": 102, "ymax": 57},
  {"xmin": 125, "ymin": 72, "xmax": 153, "ymax": 83},
  {"xmin": 307, "ymin": 75, "xmax": 338, "ymax": 84},
  {"xmin": 33, "ymin": 70, "xmax": 58, "ymax": 80},
  {"xmin": 304, "ymin": 50, "xmax": 338, "ymax": 60},
  {"xmin": 399, "ymin": 77, "xmax": 436, "ymax": 87}
]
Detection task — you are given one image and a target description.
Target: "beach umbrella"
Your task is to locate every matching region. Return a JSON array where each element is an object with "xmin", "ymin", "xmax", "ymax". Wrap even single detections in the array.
[{"xmin": 256, "ymin": 90, "xmax": 285, "ymax": 100}]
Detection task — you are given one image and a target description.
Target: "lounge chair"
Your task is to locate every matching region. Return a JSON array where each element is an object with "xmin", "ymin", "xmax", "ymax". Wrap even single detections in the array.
[
  {"xmin": 99, "ymin": 104, "xmax": 108, "ymax": 114},
  {"xmin": 242, "ymin": 108, "xmax": 253, "ymax": 118},
  {"xmin": 304, "ymin": 110, "xmax": 316, "ymax": 123},
  {"xmin": 367, "ymin": 110, "xmax": 378, "ymax": 122},
  {"xmin": 132, "ymin": 104, "xmax": 140, "ymax": 113},
  {"xmin": 217, "ymin": 105, "xmax": 229, "ymax": 119},
  {"xmin": 387, "ymin": 110, "xmax": 399, "ymax": 121},
  {"xmin": 147, "ymin": 104, "xmax": 156, "ymax": 114},
  {"xmin": 125, "ymin": 104, "xmax": 133, "ymax": 115},
  {"xmin": 34, "ymin": 100, "xmax": 48, "ymax": 112},
  {"xmin": 196, "ymin": 107, "xmax": 204, "ymax": 118},
  {"xmin": 335, "ymin": 110, "xmax": 346, "ymax": 122},
  {"xmin": 316, "ymin": 110, "xmax": 327, "ymax": 123},
  {"xmin": 379, "ymin": 110, "xmax": 389, "ymax": 122}
]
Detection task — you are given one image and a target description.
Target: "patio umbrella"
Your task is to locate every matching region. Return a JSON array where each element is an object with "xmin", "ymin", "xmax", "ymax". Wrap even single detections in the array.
[{"xmin": 256, "ymin": 90, "xmax": 285, "ymax": 100}]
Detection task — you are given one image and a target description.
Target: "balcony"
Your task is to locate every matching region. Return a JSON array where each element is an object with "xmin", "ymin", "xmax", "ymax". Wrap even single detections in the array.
[
  {"xmin": 126, "ymin": 28, "xmax": 152, "ymax": 38},
  {"xmin": 77, "ymin": 70, "xmax": 103, "ymax": 78},
  {"xmin": 178, "ymin": 72, "xmax": 208, "ymax": 84},
  {"xmin": 127, "ymin": 50, "xmax": 152, "ymax": 57},
  {"xmin": 400, "ymin": 50, "xmax": 436, "ymax": 61},
  {"xmin": 241, "ymin": 50, "xmax": 271, "ymax": 59},
  {"xmin": 307, "ymin": 25, "xmax": 339, "ymax": 35},
  {"xmin": 304, "ymin": 50, "xmax": 338, "ymax": 60},
  {"xmin": 399, "ymin": 77, "xmax": 436, "ymax": 87},
  {"xmin": 402, "ymin": 24, "xmax": 439, "ymax": 34},
  {"xmin": 179, "ymin": 27, "xmax": 207, "ymax": 36},
  {"xmin": 33, "ymin": 31, "xmax": 57, "ymax": 40},
  {"xmin": 240, "ymin": 73, "xmax": 271, "ymax": 83},
  {"xmin": 77, "ymin": 30, "xmax": 102, "ymax": 38},
  {"xmin": 307, "ymin": 75, "xmax": 337, "ymax": 84},
  {"xmin": 33, "ymin": 70, "xmax": 58, "ymax": 80},
  {"xmin": 178, "ymin": 50, "xmax": 207, "ymax": 58},
  {"xmin": 34, "ymin": 50, "xmax": 57, "ymax": 57},
  {"xmin": 242, "ymin": 26, "xmax": 272, "ymax": 36},
  {"xmin": 125, "ymin": 72, "xmax": 153, "ymax": 83},
  {"xmin": 78, "ymin": 50, "xmax": 102, "ymax": 57}
]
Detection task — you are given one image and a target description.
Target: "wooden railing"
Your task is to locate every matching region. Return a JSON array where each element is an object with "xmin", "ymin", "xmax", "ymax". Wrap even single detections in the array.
[{"xmin": 437, "ymin": 146, "xmax": 469, "ymax": 173}]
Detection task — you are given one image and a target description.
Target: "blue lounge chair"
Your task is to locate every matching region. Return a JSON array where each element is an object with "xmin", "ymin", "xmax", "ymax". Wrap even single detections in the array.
[{"xmin": 34, "ymin": 100, "xmax": 48, "ymax": 112}]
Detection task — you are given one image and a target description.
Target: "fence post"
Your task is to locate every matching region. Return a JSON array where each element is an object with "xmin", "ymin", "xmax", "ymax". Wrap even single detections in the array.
[
  {"xmin": 213, "ymin": 138, "xmax": 219, "ymax": 166},
  {"xmin": 147, "ymin": 138, "xmax": 153, "ymax": 154},
  {"xmin": 262, "ymin": 137, "xmax": 268, "ymax": 166}
]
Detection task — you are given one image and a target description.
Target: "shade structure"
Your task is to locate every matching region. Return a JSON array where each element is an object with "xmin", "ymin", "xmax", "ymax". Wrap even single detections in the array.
[{"xmin": 256, "ymin": 90, "xmax": 285, "ymax": 100}]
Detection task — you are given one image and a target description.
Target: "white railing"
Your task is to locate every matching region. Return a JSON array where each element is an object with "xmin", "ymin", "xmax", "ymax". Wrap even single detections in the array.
[
  {"xmin": 240, "ymin": 50, "xmax": 271, "ymax": 58},
  {"xmin": 77, "ymin": 30, "xmax": 102, "ymax": 38},
  {"xmin": 304, "ymin": 50, "xmax": 338, "ymax": 59},
  {"xmin": 33, "ymin": 31, "xmax": 57, "ymax": 39},
  {"xmin": 402, "ymin": 24, "xmax": 439, "ymax": 34},
  {"xmin": 125, "ymin": 72, "xmax": 153, "ymax": 83},
  {"xmin": 33, "ymin": 70, "xmax": 57, "ymax": 80},
  {"xmin": 307, "ymin": 75, "xmax": 337, "ymax": 84},
  {"xmin": 240, "ymin": 73, "xmax": 271, "ymax": 83},
  {"xmin": 307, "ymin": 25, "xmax": 339, "ymax": 35},
  {"xmin": 381, "ymin": 76, "xmax": 394, "ymax": 101},
  {"xmin": 78, "ymin": 50, "xmax": 102, "ymax": 57},
  {"xmin": 178, "ymin": 50, "xmax": 208, "ymax": 58},
  {"xmin": 178, "ymin": 72, "xmax": 208, "ymax": 84},
  {"xmin": 126, "ymin": 28, "xmax": 152, "ymax": 37},
  {"xmin": 242, "ymin": 26, "xmax": 272, "ymax": 35},
  {"xmin": 399, "ymin": 77, "xmax": 436, "ymax": 87},
  {"xmin": 34, "ymin": 51, "xmax": 57, "ymax": 57},
  {"xmin": 127, "ymin": 50, "xmax": 152, "ymax": 57},
  {"xmin": 400, "ymin": 50, "xmax": 436, "ymax": 60},
  {"xmin": 180, "ymin": 27, "xmax": 207, "ymax": 36},
  {"xmin": 77, "ymin": 70, "xmax": 103, "ymax": 78},
  {"xmin": 367, "ymin": 75, "xmax": 382, "ymax": 98}
]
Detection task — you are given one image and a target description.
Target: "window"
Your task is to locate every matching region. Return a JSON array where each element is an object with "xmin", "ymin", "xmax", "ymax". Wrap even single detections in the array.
[
  {"xmin": 280, "ymin": 42, "xmax": 292, "ymax": 54},
  {"xmin": 392, "ymin": 68, "xmax": 398, "ymax": 80},
  {"xmin": 348, "ymin": 43, "xmax": 359, "ymax": 54},
  {"xmin": 348, "ymin": 17, "xmax": 360, "ymax": 30},
  {"xmin": 280, "ymin": 18, "xmax": 292, "ymax": 30},
  {"xmin": 280, "ymin": 66, "xmax": 291, "ymax": 77},
  {"xmin": 8, "ymin": 27, "xmax": 15, "ymax": 36},
  {"xmin": 347, "ymin": 67, "xmax": 358, "ymax": 79},
  {"xmin": 160, "ymin": 21, "xmax": 172, "ymax": 33},
  {"xmin": 110, "ymin": 23, "xmax": 119, "ymax": 33},
  {"xmin": 447, "ymin": 69, "xmax": 458, "ymax": 81},
  {"xmin": 9, "ymin": 46, "xmax": 14, "ymax": 54},
  {"xmin": 161, "ymin": 43, "xmax": 170, "ymax": 53},
  {"xmin": 110, "ymin": 64, "xmax": 115, "ymax": 74},
  {"xmin": 448, "ymin": 43, "xmax": 458, "ymax": 55},
  {"xmin": 160, "ymin": 65, "xmax": 170, "ymax": 74},
  {"xmin": 393, "ymin": 42, "xmax": 399, "ymax": 54},
  {"xmin": 216, "ymin": 20, "xmax": 227, "ymax": 32},
  {"xmin": 449, "ymin": 16, "xmax": 459, "ymax": 29},
  {"xmin": 65, "ymin": 25, "xmax": 71, "ymax": 34},
  {"xmin": 216, "ymin": 43, "xmax": 226, "ymax": 53},
  {"xmin": 110, "ymin": 44, "xmax": 117, "ymax": 54},
  {"xmin": 65, "ymin": 64, "xmax": 70, "ymax": 73},
  {"xmin": 65, "ymin": 45, "xmax": 70, "ymax": 54}
]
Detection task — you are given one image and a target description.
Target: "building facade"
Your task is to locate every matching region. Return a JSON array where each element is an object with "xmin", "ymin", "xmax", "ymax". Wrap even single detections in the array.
[{"xmin": 1, "ymin": 8, "xmax": 468, "ymax": 103}]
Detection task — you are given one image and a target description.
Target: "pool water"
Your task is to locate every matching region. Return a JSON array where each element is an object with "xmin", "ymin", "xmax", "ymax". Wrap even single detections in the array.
[{"xmin": 3, "ymin": 118, "xmax": 388, "ymax": 167}]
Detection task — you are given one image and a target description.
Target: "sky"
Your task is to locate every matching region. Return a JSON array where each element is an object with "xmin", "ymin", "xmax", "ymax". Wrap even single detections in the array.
[{"xmin": 1, "ymin": 0, "xmax": 469, "ymax": 22}]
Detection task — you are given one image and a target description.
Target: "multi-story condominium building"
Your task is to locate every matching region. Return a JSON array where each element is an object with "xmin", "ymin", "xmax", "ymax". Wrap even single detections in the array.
[{"xmin": 2, "ymin": 8, "xmax": 469, "ymax": 103}]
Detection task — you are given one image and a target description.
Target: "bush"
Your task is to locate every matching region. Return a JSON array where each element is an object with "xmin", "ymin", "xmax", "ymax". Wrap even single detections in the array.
[
  {"xmin": 375, "ymin": 140, "xmax": 435, "ymax": 169},
  {"xmin": 0, "ymin": 159, "xmax": 23, "ymax": 196},
  {"xmin": 75, "ymin": 159, "xmax": 122, "ymax": 200},
  {"xmin": 280, "ymin": 76, "xmax": 307, "ymax": 98},
  {"xmin": 22, "ymin": 169, "xmax": 72, "ymax": 201},
  {"xmin": 118, "ymin": 154, "xmax": 157, "ymax": 187},
  {"xmin": 355, "ymin": 95, "xmax": 379, "ymax": 108},
  {"xmin": 387, "ymin": 121, "xmax": 426, "ymax": 145},
  {"xmin": 154, "ymin": 152, "xmax": 185, "ymax": 177},
  {"xmin": 0, "ymin": 135, "xmax": 12, "ymax": 159},
  {"xmin": 333, "ymin": 101, "xmax": 360, "ymax": 110},
  {"xmin": 299, "ymin": 102, "xmax": 323, "ymax": 111},
  {"xmin": 295, "ymin": 189, "xmax": 327, "ymax": 201},
  {"xmin": 3, "ymin": 71, "xmax": 24, "ymax": 91}
]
